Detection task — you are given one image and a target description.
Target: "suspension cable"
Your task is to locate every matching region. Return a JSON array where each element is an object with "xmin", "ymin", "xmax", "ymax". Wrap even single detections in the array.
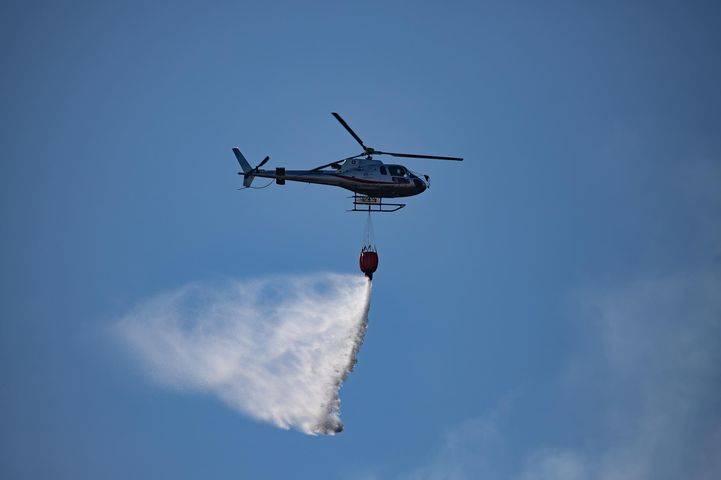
[{"xmin": 362, "ymin": 210, "xmax": 375, "ymax": 250}]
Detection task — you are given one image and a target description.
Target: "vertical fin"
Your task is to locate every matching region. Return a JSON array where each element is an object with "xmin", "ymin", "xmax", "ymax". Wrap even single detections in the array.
[{"xmin": 233, "ymin": 148, "xmax": 252, "ymax": 173}]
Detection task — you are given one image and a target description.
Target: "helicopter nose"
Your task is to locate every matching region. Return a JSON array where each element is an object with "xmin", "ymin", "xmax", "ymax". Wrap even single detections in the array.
[{"xmin": 413, "ymin": 177, "xmax": 428, "ymax": 192}]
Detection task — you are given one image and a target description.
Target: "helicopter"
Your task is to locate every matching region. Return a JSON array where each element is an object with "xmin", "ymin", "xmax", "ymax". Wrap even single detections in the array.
[{"xmin": 232, "ymin": 113, "xmax": 463, "ymax": 212}]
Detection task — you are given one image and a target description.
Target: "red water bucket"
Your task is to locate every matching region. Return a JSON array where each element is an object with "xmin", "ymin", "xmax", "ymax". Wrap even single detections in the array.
[{"xmin": 359, "ymin": 250, "xmax": 379, "ymax": 280}]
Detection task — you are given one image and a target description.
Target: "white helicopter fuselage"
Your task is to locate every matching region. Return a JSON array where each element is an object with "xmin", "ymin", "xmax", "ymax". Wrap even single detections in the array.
[
  {"xmin": 251, "ymin": 157, "xmax": 429, "ymax": 198},
  {"xmin": 232, "ymin": 112, "xmax": 460, "ymax": 208}
]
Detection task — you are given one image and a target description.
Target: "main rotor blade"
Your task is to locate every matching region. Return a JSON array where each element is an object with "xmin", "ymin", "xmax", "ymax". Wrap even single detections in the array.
[
  {"xmin": 375, "ymin": 150, "xmax": 464, "ymax": 161},
  {"xmin": 310, "ymin": 153, "xmax": 364, "ymax": 171},
  {"xmin": 310, "ymin": 161, "xmax": 341, "ymax": 171},
  {"xmin": 332, "ymin": 112, "xmax": 367, "ymax": 150}
]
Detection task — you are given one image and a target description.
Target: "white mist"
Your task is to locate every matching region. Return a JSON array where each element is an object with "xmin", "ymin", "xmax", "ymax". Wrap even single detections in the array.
[{"xmin": 115, "ymin": 273, "xmax": 372, "ymax": 435}]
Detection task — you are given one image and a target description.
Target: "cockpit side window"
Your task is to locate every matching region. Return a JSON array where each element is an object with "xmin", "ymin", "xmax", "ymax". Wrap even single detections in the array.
[
  {"xmin": 379, "ymin": 166, "xmax": 387, "ymax": 175},
  {"xmin": 388, "ymin": 165, "xmax": 407, "ymax": 177}
]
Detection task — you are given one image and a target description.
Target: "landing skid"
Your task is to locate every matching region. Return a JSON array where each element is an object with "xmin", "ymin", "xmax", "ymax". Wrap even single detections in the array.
[{"xmin": 349, "ymin": 194, "xmax": 405, "ymax": 213}]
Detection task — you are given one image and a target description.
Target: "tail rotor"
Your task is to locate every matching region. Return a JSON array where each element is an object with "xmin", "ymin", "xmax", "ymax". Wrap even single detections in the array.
[{"xmin": 233, "ymin": 148, "xmax": 270, "ymax": 188}]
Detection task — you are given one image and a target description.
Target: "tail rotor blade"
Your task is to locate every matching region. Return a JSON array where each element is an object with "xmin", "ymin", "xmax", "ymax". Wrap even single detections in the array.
[{"xmin": 256, "ymin": 156, "xmax": 270, "ymax": 169}]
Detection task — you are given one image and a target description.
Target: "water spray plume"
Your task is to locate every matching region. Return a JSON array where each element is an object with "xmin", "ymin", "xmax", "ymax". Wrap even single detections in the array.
[{"xmin": 115, "ymin": 273, "xmax": 372, "ymax": 435}]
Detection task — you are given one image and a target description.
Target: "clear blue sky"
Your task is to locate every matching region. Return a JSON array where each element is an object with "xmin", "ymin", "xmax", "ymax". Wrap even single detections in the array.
[{"xmin": 2, "ymin": 1, "xmax": 720, "ymax": 479}]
